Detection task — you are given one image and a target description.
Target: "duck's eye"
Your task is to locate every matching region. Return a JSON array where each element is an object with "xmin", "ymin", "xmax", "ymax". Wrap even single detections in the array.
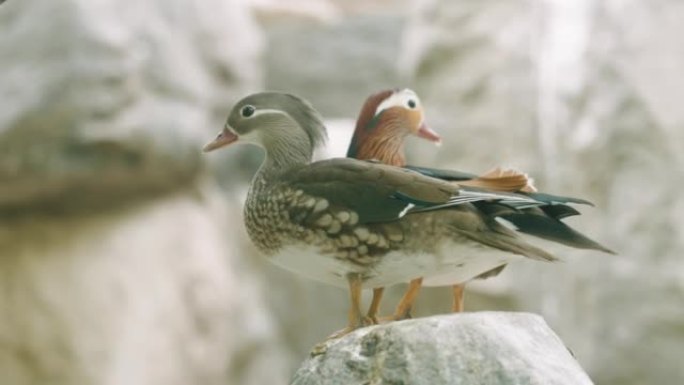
[
  {"xmin": 241, "ymin": 105, "xmax": 256, "ymax": 118},
  {"xmin": 407, "ymin": 99, "xmax": 417, "ymax": 109}
]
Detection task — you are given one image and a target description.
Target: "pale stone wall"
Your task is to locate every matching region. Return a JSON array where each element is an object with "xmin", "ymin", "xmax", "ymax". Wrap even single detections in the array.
[{"xmin": 0, "ymin": 0, "xmax": 289, "ymax": 384}]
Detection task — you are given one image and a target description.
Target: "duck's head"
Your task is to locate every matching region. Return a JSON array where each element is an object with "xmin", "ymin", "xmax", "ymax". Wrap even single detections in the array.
[
  {"xmin": 203, "ymin": 92, "xmax": 327, "ymax": 161},
  {"xmin": 347, "ymin": 88, "xmax": 441, "ymax": 160}
]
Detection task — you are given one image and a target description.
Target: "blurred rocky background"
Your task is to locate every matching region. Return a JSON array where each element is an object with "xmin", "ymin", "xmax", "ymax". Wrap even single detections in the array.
[{"xmin": 0, "ymin": 0, "xmax": 682, "ymax": 384}]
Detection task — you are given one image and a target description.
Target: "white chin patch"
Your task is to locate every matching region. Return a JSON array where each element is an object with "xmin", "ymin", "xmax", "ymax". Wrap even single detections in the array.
[
  {"xmin": 238, "ymin": 129, "xmax": 263, "ymax": 147},
  {"xmin": 375, "ymin": 88, "xmax": 420, "ymax": 115}
]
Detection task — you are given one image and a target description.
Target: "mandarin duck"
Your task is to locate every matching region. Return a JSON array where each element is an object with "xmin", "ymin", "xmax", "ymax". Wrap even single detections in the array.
[
  {"xmin": 347, "ymin": 88, "xmax": 614, "ymax": 320},
  {"xmin": 203, "ymin": 92, "xmax": 600, "ymax": 337}
]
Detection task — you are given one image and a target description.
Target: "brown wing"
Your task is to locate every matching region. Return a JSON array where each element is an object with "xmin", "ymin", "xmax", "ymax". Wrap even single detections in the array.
[
  {"xmin": 274, "ymin": 159, "xmax": 561, "ymax": 262},
  {"xmin": 280, "ymin": 158, "xmax": 544, "ymax": 224},
  {"xmin": 278, "ymin": 158, "xmax": 458, "ymax": 224}
]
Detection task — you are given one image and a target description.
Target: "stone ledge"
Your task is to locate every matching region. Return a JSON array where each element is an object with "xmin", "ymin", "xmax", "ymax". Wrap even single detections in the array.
[{"xmin": 292, "ymin": 312, "xmax": 593, "ymax": 385}]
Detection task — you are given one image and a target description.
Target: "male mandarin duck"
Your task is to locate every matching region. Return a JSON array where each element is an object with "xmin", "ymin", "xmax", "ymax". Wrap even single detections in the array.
[
  {"xmin": 203, "ymin": 92, "xmax": 610, "ymax": 337},
  {"xmin": 347, "ymin": 88, "xmax": 614, "ymax": 320}
]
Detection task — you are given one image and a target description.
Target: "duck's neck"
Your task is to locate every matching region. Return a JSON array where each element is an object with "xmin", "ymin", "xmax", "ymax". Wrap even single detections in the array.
[
  {"xmin": 252, "ymin": 134, "xmax": 313, "ymax": 189},
  {"xmin": 349, "ymin": 123, "xmax": 408, "ymax": 167}
]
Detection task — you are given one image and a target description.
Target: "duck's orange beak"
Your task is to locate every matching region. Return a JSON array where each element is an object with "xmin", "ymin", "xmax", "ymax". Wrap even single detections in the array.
[
  {"xmin": 203, "ymin": 129, "xmax": 238, "ymax": 152},
  {"xmin": 416, "ymin": 122, "xmax": 442, "ymax": 145}
]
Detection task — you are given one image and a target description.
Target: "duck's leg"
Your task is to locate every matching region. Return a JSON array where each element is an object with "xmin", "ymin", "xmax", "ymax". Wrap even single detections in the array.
[
  {"xmin": 390, "ymin": 277, "xmax": 423, "ymax": 320},
  {"xmin": 366, "ymin": 287, "xmax": 385, "ymax": 324},
  {"xmin": 327, "ymin": 273, "xmax": 370, "ymax": 339},
  {"xmin": 346, "ymin": 273, "xmax": 365, "ymax": 329},
  {"xmin": 452, "ymin": 283, "xmax": 465, "ymax": 312}
]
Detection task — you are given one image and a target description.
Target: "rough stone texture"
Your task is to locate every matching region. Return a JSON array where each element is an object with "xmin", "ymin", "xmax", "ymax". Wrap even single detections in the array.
[
  {"xmin": 292, "ymin": 313, "xmax": 593, "ymax": 385},
  {"xmin": 264, "ymin": 9, "xmax": 405, "ymax": 118},
  {"xmin": 0, "ymin": 0, "xmax": 291, "ymax": 384},
  {"xmin": 0, "ymin": 0, "xmax": 262, "ymax": 212},
  {"xmin": 0, "ymin": 187, "xmax": 289, "ymax": 385},
  {"xmin": 399, "ymin": 0, "xmax": 540, "ymax": 173}
]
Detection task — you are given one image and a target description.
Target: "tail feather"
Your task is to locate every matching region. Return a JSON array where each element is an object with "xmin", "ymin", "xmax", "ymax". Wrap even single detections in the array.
[
  {"xmin": 459, "ymin": 227, "xmax": 560, "ymax": 262},
  {"xmin": 403, "ymin": 163, "xmax": 612, "ymax": 254},
  {"xmin": 500, "ymin": 213, "xmax": 616, "ymax": 254},
  {"xmin": 541, "ymin": 205, "xmax": 581, "ymax": 220},
  {"xmin": 523, "ymin": 192, "xmax": 594, "ymax": 207},
  {"xmin": 403, "ymin": 186, "xmax": 544, "ymax": 215}
]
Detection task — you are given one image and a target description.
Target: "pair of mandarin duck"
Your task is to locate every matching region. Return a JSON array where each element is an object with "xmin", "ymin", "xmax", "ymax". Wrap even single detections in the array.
[{"xmin": 204, "ymin": 89, "xmax": 614, "ymax": 338}]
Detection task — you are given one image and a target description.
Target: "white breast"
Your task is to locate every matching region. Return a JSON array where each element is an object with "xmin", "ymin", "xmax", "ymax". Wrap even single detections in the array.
[
  {"xmin": 270, "ymin": 245, "xmax": 361, "ymax": 288},
  {"xmin": 421, "ymin": 247, "xmax": 510, "ymax": 287},
  {"xmin": 269, "ymin": 240, "xmax": 514, "ymax": 289},
  {"xmin": 371, "ymin": 242, "xmax": 511, "ymax": 288}
]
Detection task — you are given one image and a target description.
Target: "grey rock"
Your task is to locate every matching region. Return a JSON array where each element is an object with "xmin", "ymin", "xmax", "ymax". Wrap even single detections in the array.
[
  {"xmin": 399, "ymin": 0, "xmax": 540, "ymax": 174},
  {"xmin": 292, "ymin": 312, "xmax": 593, "ymax": 385},
  {"xmin": 0, "ymin": 186, "xmax": 290, "ymax": 385},
  {"xmin": 0, "ymin": 0, "xmax": 293, "ymax": 384},
  {"xmin": 0, "ymin": 0, "xmax": 262, "ymax": 212},
  {"xmin": 264, "ymin": 12, "xmax": 404, "ymax": 118}
]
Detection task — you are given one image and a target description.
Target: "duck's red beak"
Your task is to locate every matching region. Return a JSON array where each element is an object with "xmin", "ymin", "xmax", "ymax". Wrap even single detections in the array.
[
  {"xmin": 416, "ymin": 122, "xmax": 442, "ymax": 145},
  {"xmin": 203, "ymin": 129, "xmax": 238, "ymax": 152}
]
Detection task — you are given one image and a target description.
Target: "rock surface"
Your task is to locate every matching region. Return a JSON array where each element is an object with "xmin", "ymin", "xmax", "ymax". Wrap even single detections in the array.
[
  {"xmin": 263, "ymin": 8, "xmax": 405, "ymax": 118},
  {"xmin": 0, "ymin": 0, "xmax": 262, "ymax": 212},
  {"xmin": 0, "ymin": 187, "xmax": 289, "ymax": 385},
  {"xmin": 0, "ymin": 0, "xmax": 290, "ymax": 384},
  {"xmin": 292, "ymin": 312, "xmax": 593, "ymax": 385}
]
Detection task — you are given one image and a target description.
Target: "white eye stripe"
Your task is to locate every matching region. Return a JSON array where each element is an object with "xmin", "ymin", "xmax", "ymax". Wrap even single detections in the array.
[
  {"xmin": 244, "ymin": 108, "xmax": 289, "ymax": 118},
  {"xmin": 226, "ymin": 108, "xmax": 289, "ymax": 131},
  {"xmin": 374, "ymin": 88, "xmax": 420, "ymax": 116}
]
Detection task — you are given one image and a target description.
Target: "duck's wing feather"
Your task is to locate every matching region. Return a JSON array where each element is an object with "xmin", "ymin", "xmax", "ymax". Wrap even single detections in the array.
[
  {"xmin": 404, "ymin": 164, "xmax": 594, "ymax": 208},
  {"xmin": 404, "ymin": 165, "xmax": 534, "ymax": 192},
  {"xmin": 404, "ymin": 164, "xmax": 614, "ymax": 254},
  {"xmin": 279, "ymin": 158, "xmax": 542, "ymax": 224},
  {"xmin": 497, "ymin": 211, "xmax": 616, "ymax": 254},
  {"xmin": 403, "ymin": 165, "xmax": 478, "ymax": 181}
]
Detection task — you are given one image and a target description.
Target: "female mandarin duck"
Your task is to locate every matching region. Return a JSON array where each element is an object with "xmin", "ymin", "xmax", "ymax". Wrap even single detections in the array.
[
  {"xmin": 203, "ymin": 92, "xmax": 610, "ymax": 337},
  {"xmin": 347, "ymin": 88, "xmax": 614, "ymax": 321}
]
